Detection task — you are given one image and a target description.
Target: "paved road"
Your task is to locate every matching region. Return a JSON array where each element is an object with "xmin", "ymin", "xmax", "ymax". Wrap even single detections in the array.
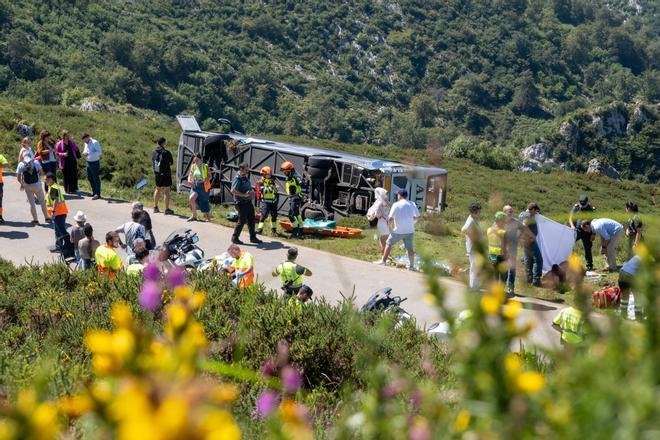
[{"xmin": 0, "ymin": 173, "xmax": 563, "ymax": 349}]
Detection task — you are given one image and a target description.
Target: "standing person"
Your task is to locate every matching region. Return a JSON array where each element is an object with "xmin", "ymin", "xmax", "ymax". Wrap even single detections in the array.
[
  {"xmin": 16, "ymin": 156, "xmax": 50, "ymax": 224},
  {"xmin": 487, "ymin": 212, "xmax": 507, "ymax": 284},
  {"xmin": 0, "ymin": 154, "xmax": 7, "ymax": 224},
  {"xmin": 272, "ymin": 247, "xmax": 312, "ymax": 298},
  {"xmin": 56, "ymin": 130, "xmax": 80, "ymax": 194},
  {"xmin": 256, "ymin": 166, "xmax": 279, "ymax": 235},
  {"xmin": 618, "ymin": 255, "xmax": 641, "ymax": 320},
  {"xmin": 81, "ymin": 132, "xmax": 102, "ymax": 199},
  {"xmin": 579, "ymin": 218, "xmax": 624, "ymax": 272},
  {"xmin": 520, "ymin": 203, "xmax": 543, "ymax": 287},
  {"xmin": 95, "ymin": 231, "xmax": 123, "ymax": 280},
  {"xmin": 68, "ymin": 211, "xmax": 87, "ymax": 262},
  {"xmin": 374, "ymin": 190, "xmax": 420, "ymax": 270},
  {"xmin": 568, "ymin": 195, "xmax": 596, "ymax": 271},
  {"xmin": 624, "ymin": 202, "xmax": 643, "ymax": 258},
  {"xmin": 503, "ymin": 205, "xmax": 527, "ymax": 296},
  {"xmin": 552, "ymin": 307, "xmax": 585, "ymax": 346},
  {"xmin": 187, "ymin": 154, "xmax": 211, "ymax": 222},
  {"xmin": 227, "ymin": 244, "xmax": 255, "ymax": 288},
  {"xmin": 152, "ymin": 137, "xmax": 174, "ymax": 214},
  {"xmin": 132, "ymin": 202, "xmax": 156, "ymax": 250},
  {"xmin": 78, "ymin": 224, "xmax": 99, "ymax": 270},
  {"xmin": 230, "ymin": 162, "xmax": 261, "ymax": 244},
  {"xmin": 280, "ymin": 161, "xmax": 304, "ymax": 238},
  {"xmin": 45, "ymin": 173, "xmax": 69, "ymax": 247},
  {"xmin": 18, "ymin": 137, "xmax": 35, "ymax": 163},
  {"xmin": 36, "ymin": 130, "xmax": 57, "ymax": 193},
  {"xmin": 115, "ymin": 210, "xmax": 146, "ymax": 262},
  {"xmin": 461, "ymin": 203, "xmax": 483, "ymax": 290},
  {"xmin": 366, "ymin": 187, "xmax": 391, "ymax": 255}
]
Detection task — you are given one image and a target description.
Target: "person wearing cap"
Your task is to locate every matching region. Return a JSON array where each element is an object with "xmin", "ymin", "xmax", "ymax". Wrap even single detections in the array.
[
  {"xmin": 115, "ymin": 209, "xmax": 146, "ymax": 262},
  {"xmin": 374, "ymin": 189, "xmax": 420, "ymax": 270},
  {"xmin": 187, "ymin": 154, "xmax": 211, "ymax": 222},
  {"xmin": 579, "ymin": 218, "xmax": 624, "ymax": 272},
  {"xmin": 256, "ymin": 166, "xmax": 279, "ymax": 235},
  {"xmin": 95, "ymin": 231, "xmax": 123, "ymax": 280},
  {"xmin": 280, "ymin": 161, "xmax": 304, "ymax": 238},
  {"xmin": 288, "ymin": 285, "xmax": 314, "ymax": 314},
  {"xmin": 0, "ymin": 153, "xmax": 7, "ymax": 224},
  {"xmin": 272, "ymin": 247, "xmax": 312, "ymax": 298},
  {"xmin": 520, "ymin": 203, "xmax": 543, "ymax": 287},
  {"xmin": 68, "ymin": 211, "xmax": 88, "ymax": 262},
  {"xmin": 487, "ymin": 212, "xmax": 508, "ymax": 284},
  {"xmin": 569, "ymin": 195, "xmax": 596, "ymax": 271},
  {"xmin": 45, "ymin": 173, "xmax": 69, "ymax": 247},
  {"xmin": 226, "ymin": 244, "xmax": 255, "ymax": 288},
  {"xmin": 16, "ymin": 155, "xmax": 50, "ymax": 224},
  {"xmin": 461, "ymin": 203, "xmax": 483, "ymax": 289},
  {"xmin": 230, "ymin": 162, "xmax": 261, "ymax": 244},
  {"xmin": 81, "ymin": 132, "xmax": 102, "ymax": 199}
]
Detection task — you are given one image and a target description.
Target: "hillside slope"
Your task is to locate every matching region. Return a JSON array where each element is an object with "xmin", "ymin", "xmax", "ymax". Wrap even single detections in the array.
[{"xmin": 0, "ymin": 0, "xmax": 658, "ymax": 180}]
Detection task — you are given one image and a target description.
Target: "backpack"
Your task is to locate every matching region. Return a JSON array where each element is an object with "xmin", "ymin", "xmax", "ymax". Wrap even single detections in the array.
[
  {"xmin": 23, "ymin": 160, "xmax": 39, "ymax": 184},
  {"xmin": 592, "ymin": 286, "xmax": 621, "ymax": 309},
  {"xmin": 366, "ymin": 204, "xmax": 378, "ymax": 222},
  {"xmin": 153, "ymin": 149, "xmax": 163, "ymax": 173}
]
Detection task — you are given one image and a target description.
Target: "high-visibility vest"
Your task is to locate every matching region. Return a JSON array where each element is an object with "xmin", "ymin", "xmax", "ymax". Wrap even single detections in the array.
[
  {"xmin": 259, "ymin": 178, "xmax": 276, "ymax": 200},
  {"xmin": 285, "ymin": 175, "xmax": 302, "ymax": 197},
  {"xmin": 277, "ymin": 261, "xmax": 302, "ymax": 288},
  {"xmin": 233, "ymin": 252, "xmax": 254, "ymax": 288},
  {"xmin": 552, "ymin": 307, "xmax": 584, "ymax": 345},
  {"xmin": 288, "ymin": 296, "xmax": 303, "ymax": 315},
  {"xmin": 95, "ymin": 245, "xmax": 122, "ymax": 280},
  {"xmin": 46, "ymin": 183, "xmax": 68, "ymax": 217},
  {"xmin": 0, "ymin": 154, "xmax": 7, "ymax": 183},
  {"xmin": 190, "ymin": 163, "xmax": 208, "ymax": 181},
  {"xmin": 487, "ymin": 226, "xmax": 505, "ymax": 256}
]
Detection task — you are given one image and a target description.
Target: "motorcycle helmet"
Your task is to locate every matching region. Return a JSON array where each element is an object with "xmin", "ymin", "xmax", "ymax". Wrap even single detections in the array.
[
  {"xmin": 280, "ymin": 161, "xmax": 294, "ymax": 171},
  {"xmin": 260, "ymin": 166, "xmax": 272, "ymax": 176}
]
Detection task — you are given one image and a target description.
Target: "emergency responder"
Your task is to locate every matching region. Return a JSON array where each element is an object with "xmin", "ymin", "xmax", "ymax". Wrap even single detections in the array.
[
  {"xmin": 256, "ymin": 166, "xmax": 278, "ymax": 235},
  {"xmin": 280, "ymin": 161, "xmax": 304, "ymax": 237},
  {"xmin": 227, "ymin": 244, "xmax": 255, "ymax": 288},
  {"xmin": 230, "ymin": 162, "xmax": 262, "ymax": 244},
  {"xmin": 568, "ymin": 195, "xmax": 596, "ymax": 271},
  {"xmin": 45, "ymin": 173, "xmax": 69, "ymax": 248},
  {"xmin": 272, "ymin": 247, "xmax": 312, "ymax": 298}
]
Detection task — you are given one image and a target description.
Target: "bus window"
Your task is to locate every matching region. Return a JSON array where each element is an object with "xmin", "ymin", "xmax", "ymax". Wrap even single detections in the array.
[{"xmin": 426, "ymin": 174, "xmax": 447, "ymax": 212}]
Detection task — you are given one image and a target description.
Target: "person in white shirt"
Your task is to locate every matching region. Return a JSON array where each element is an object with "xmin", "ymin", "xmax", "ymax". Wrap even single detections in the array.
[
  {"xmin": 374, "ymin": 189, "xmax": 420, "ymax": 270},
  {"xmin": 81, "ymin": 132, "xmax": 102, "ymax": 199},
  {"xmin": 18, "ymin": 137, "xmax": 35, "ymax": 163},
  {"xmin": 461, "ymin": 202, "xmax": 483, "ymax": 290}
]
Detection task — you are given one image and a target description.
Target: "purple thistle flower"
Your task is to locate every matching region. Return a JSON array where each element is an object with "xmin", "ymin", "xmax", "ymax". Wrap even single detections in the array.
[
  {"xmin": 261, "ymin": 358, "xmax": 275, "ymax": 377},
  {"xmin": 409, "ymin": 423, "xmax": 431, "ymax": 440},
  {"xmin": 281, "ymin": 366, "xmax": 302, "ymax": 393},
  {"xmin": 139, "ymin": 280, "xmax": 162, "ymax": 311},
  {"xmin": 142, "ymin": 262, "xmax": 161, "ymax": 282},
  {"xmin": 256, "ymin": 390, "xmax": 279, "ymax": 419},
  {"xmin": 166, "ymin": 267, "xmax": 186, "ymax": 288}
]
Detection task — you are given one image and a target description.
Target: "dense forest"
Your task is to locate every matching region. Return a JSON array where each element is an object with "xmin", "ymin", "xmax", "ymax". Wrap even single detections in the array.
[{"xmin": 0, "ymin": 0, "xmax": 658, "ymax": 181}]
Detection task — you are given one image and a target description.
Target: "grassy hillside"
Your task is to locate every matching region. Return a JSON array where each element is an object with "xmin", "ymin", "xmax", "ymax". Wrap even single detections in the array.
[{"xmin": 0, "ymin": 0, "xmax": 659, "ymax": 179}]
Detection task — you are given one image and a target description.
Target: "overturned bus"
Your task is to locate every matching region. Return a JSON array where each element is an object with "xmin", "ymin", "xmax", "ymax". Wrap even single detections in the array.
[{"xmin": 175, "ymin": 115, "xmax": 447, "ymax": 220}]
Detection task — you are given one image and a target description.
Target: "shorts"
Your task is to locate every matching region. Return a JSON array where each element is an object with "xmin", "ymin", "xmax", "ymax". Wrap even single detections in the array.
[
  {"xmin": 155, "ymin": 173, "xmax": 172, "ymax": 188},
  {"xmin": 386, "ymin": 232, "xmax": 414, "ymax": 250}
]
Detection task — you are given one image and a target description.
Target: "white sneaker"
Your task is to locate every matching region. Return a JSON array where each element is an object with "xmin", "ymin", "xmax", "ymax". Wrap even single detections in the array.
[{"xmin": 373, "ymin": 259, "xmax": 386, "ymax": 265}]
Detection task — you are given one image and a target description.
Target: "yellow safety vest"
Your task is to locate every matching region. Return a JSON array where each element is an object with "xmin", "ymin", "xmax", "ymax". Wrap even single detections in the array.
[
  {"xmin": 190, "ymin": 163, "xmax": 208, "ymax": 181},
  {"xmin": 487, "ymin": 226, "xmax": 505, "ymax": 256},
  {"xmin": 552, "ymin": 307, "xmax": 584, "ymax": 345},
  {"xmin": 95, "ymin": 245, "xmax": 122, "ymax": 280},
  {"xmin": 233, "ymin": 252, "xmax": 254, "ymax": 287},
  {"xmin": 46, "ymin": 183, "xmax": 68, "ymax": 217},
  {"xmin": 285, "ymin": 176, "xmax": 302, "ymax": 197},
  {"xmin": 259, "ymin": 178, "xmax": 276, "ymax": 200},
  {"xmin": 277, "ymin": 261, "xmax": 303, "ymax": 288}
]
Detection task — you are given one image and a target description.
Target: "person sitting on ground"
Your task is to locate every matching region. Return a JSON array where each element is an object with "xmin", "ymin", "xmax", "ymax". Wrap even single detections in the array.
[
  {"xmin": 461, "ymin": 202, "xmax": 483, "ymax": 290},
  {"xmin": 272, "ymin": 247, "xmax": 312, "ymax": 298},
  {"xmin": 624, "ymin": 202, "xmax": 643, "ymax": 259},
  {"xmin": 115, "ymin": 210, "xmax": 146, "ymax": 261},
  {"xmin": 618, "ymin": 255, "xmax": 641, "ymax": 320},
  {"xmin": 366, "ymin": 187, "xmax": 391, "ymax": 255},
  {"xmin": 78, "ymin": 223, "xmax": 99, "ymax": 270},
  {"xmin": 288, "ymin": 285, "xmax": 314, "ymax": 314},
  {"xmin": 487, "ymin": 211, "xmax": 507, "ymax": 285},
  {"xmin": 0, "ymin": 153, "xmax": 7, "ymax": 224},
  {"xmin": 68, "ymin": 211, "xmax": 87, "ymax": 262},
  {"xmin": 132, "ymin": 202, "xmax": 156, "ymax": 250},
  {"xmin": 226, "ymin": 244, "xmax": 255, "ymax": 288},
  {"xmin": 552, "ymin": 306, "xmax": 585, "ymax": 346},
  {"xmin": 95, "ymin": 231, "xmax": 123, "ymax": 280},
  {"xmin": 127, "ymin": 238, "xmax": 148, "ymax": 265},
  {"xmin": 187, "ymin": 154, "xmax": 211, "ymax": 222},
  {"xmin": 126, "ymin": 248, "xmax": 151, "ymax": 276},
  {"xmin": 579, "ymin": 218, "xmax": 624, "ymax": 272},
  {"xmin": 374, "ymin": 189, "xmax": 420, "ymax": 270},
  {"xmin": 16, "ymin": 155, "xmax": 49, "ymax": 224},
  {"xmin": 520, "ymin": 203, "xmax": 543, "ymax": 287}
]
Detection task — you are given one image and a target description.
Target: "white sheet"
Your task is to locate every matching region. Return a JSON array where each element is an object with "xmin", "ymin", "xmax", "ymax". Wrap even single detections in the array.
[{"xmin": 535, "ymin": 214, "xmax": 576, "ymax": 273}]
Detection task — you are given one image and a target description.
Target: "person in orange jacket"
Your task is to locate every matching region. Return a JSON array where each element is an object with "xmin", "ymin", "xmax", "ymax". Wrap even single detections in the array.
[{"xmin": 45, "ymin": 173, "xmax": 69, "ymax": 248}]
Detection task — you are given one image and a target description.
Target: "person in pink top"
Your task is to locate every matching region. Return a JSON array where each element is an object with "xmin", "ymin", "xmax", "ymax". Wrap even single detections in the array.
[{"xmin": 56, "ymin": 130, "xmax": 81, "ymax": 194}]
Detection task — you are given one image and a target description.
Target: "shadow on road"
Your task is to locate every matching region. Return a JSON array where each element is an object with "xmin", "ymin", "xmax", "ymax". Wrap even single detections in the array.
[
  {"xmin": 3, "ymin": 220, "xmax": 39, "ymax": 228},
  {"xmin": 252, "ymin": 241, "xmax": 287, "ymax": 251},
  {"xmin": 520, "ymin": 302, "xmax": 558, "ymax": 312},
  {"xmin": 0, "ymin": 230, "xmax": 29, "ymax": 240}
]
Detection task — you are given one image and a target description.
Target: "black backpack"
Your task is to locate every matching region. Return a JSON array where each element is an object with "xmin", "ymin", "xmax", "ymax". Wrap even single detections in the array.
[{"xmin": 23, "ymin": 160, "xmax": 39, "ymax": 184}]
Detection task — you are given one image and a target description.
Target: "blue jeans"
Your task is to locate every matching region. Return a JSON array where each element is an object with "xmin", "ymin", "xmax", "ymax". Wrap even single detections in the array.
[
  {"xmin": 86, "ymin": 160, "xmax": 101, "ymax": 196},
  {"xmin": 506, "ymin": 267, "xmax": 516, "ymax": 292},
  {"xmin": 523, "ymin": 243, "xmax": 543, "ymax": 284},
  {"xmin": 54, "ymin": 214, "xmax": 67, "ymax": 246}
]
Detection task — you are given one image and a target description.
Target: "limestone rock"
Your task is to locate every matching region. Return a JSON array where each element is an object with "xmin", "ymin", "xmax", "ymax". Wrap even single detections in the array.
[
  {"xmin": 520, "ymin": 142, "xmax": 554, "ymax": 172},
  {"xmin": 586, "ymin": 158, "xmax": 621, "ymax": 180},
  {"xmin": 79, "ymin": 98, "xmax": 108, "ymax": 113},
  {"xmin": 559, "ymin": 121, "xmax": 579, "ymax": 148}
]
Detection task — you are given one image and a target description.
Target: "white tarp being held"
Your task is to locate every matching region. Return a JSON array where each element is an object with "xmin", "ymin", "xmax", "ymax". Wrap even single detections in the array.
[{"xmin": 535, "ymin": 214, "xmax": 576, "ymax": 273}]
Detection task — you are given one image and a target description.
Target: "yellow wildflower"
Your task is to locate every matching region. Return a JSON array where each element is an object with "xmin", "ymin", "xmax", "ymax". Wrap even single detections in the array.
[
  {"xmin": 111, "ymin": 328, "xmax": 136, "ymax": 361},
  {"xmin": 480, "ymin": 295, "xmax": 500, "ymax": 315},
  {"xmin": 502, "ymin": 300, "xmax": 522, "ymax": 320},
  {"xmin": 31, "ymin": 402, "xmax": 60, "ymax": 440},
  {"xmin": 89, "ymin": 380, "xmax": 113, "ymax": 403},
  {"xmin": 455, "ymin": 409, "xmax": 471, "ymax": 433},
  {"xmin": 92, "ymin": 354, "xmax": 115, "ymax": 375},
  {"xmin": 168, "ymin": 304, "xmax": 188, "ymax": 331},
  {"xmin": 190, "ymin": 292, "xmax": 206, "ymax": 310},
  {"xmin": 635, "ymin": 242, "xmax": 648, "ymax": 260},
  {"xmin": 490, "ymin": 282, "xmax": 506, "ymax": 303},
  {"xmin": 155, "ymin": 397, "xmax": 189, "ymax": 439},
  {"xmin": 64, "ymin": 311, "xmax": 73, "ymax": 319},
  {"xmin": 201, "ymin": 409, "xmax": 241, "ymax": 440},
  {"xmin": 568, "ymin": 253, "xmax": 582, "ymax": 274},
  {"xmin": 174, "ymin": 286, "xmax": 193, "ymax": 300},
  {"xmin": 111, "ymin": 302, "xmax": 133, "ymax": 329},
  {"xmin": 58, "ymin": 394, "xmax": 94, "ymax": 417},
  {"xmin": 16, "ymin": 388, "xmax": 37, "ymax": 413},
  {"xmin": 516, "ymin": 371, "xmax": 545, "ymax": 394},
  {"xmin": 0, "ymin": 420, "xmax": 18, "ymax": 439},
  {"xmin": 504, "ymin": 353, "xmax": 522, "ymax": 376},
  {"xmin": 210, "ymin": 383, "xmax": 240, "ymax": 405},
  {"xmin": 84, "ymin": 330, "xmax": 113, "ymax": 355},
  {"xmin": 424, "ymin": 293, "xmax": 437, "ymax": 305}
]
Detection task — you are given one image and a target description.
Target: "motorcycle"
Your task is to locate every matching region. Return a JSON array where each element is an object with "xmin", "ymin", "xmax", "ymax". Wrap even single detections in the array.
[
  {"xmin": 360, "ymin": 287, "xmax": 412, "ymax": 324},
  {"xmin": 163, "ymin": 228, "xmax": 206, "ymax": 269}
]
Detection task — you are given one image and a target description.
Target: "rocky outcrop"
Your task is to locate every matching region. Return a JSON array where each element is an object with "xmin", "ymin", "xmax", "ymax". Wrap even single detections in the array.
[
  {"xmin": 79, "ymin": 98, "xmax": 108, "ymax": 113},
  {"xmin": 559, "ymin": 121, "xmax": 579, "ymax": 148},
  {"xmin": 586, "ymin": 159, "xmax": 621, "ymax": 180},
  {"xmin": 520, "ymin": 142, "xmax": 554, "ymax": 172}
]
